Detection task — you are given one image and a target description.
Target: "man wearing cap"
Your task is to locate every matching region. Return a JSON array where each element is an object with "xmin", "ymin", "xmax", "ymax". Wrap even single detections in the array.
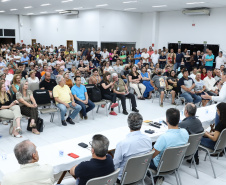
[{"xmin": 114, "ymin": 113, "xmax": 152, "ymax": 182}]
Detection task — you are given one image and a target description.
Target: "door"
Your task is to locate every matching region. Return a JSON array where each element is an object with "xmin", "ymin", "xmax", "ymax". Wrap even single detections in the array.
[
  {"xmin": 31, "ymin": 39, "xmax": 36, "ymax": 46},
  {"xmin": 67, "ymin": 40, "xmax": 73, "ymax": 50}
]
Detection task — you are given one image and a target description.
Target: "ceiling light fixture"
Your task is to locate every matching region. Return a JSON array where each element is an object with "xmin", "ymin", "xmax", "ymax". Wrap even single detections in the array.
[
  {"xmin": 96, "ymin": 4, "xmax": 108, "ymax": 7},
  {"xmin": 27, "ymin": 13, "xmax": 34, "ymax": 15},
  {"xmin": 0, "ymin": 10, "xmax": 5, "ymax": 12},
  {"xmin": 123, "ymin": 1, "xmax": 137, "ymax": 3},
  {"xmin": 24, "ymin": 6, "xmax": 32, "ymax": 9},
  {"xmin": 186, "ymin": 2, "xmax": 205, "ymax": 5},
  {"xmin": 1, "ymin": 0, "xmax": 10, "ymax": 2},
  {"xmin": 124, "ymin": 8, "xmax": 137, "ymax": 10},
  {"xmin": 152, "ymin": 5, "xmax": 167, "ymax": 8},
  {"xmin": 73, "ymin": 7, "xmax": 83, "ymax": 9},
  {"xmin": 10, "ymin": 9, "xmax": 18, "ymax": 11},
  {"xmin": 41, "ymin": 3, "xmax": 51, "ymax": 6},
  {"xmin": 55, "ymin": 9, "xmax": 64, "ymax": 11},
  {"xmin": 62, "ymin": 0, "xmax": 73, "ymax": 3}
]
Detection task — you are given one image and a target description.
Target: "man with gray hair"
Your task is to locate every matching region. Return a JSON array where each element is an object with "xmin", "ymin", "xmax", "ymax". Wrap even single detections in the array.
[
  {"xmin": 179, "ymin": 103, "xmax": 204, "ymax": 165},
  {"xmin": 1, "ymin": 140, "xmax": 54, "ymax": 185},
  {"xmin": 114, "ymin": 113, "xmax": 152, "ymax": 182},
  {"xmin": 112, "ymin": 73, "xmax": 138, "ymax": 115},
  {"xmin": 53, "ymin": 75, "xmax": 82, "ymax": 126},
  {"xmin": 70, "ymin": 134, "xmax": 115, "ymax": 185}
]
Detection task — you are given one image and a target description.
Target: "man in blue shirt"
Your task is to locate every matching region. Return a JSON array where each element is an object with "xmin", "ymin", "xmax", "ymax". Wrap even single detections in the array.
[
  {"xmin": 150, "ymin": 108, "xmax": 189, "ymax": 171},
  {"xmin": 114, "ymin": 113, "xmax": 152, "ymax": 182},
  {"xmin": 71, "ymin": 76, "xmax": 95, "ymax": 120},
  {"xmin": 134, "ymin": 50, "xmax": 141, "ymax": 65},
  {"xmin": 205, "ymin": 50, "xmax": 214, "ymax": 71},
  {"xmin": 174, "ymin": 49, "xmax": 184, "ymax": 71},
  {"xmin": 20, "ymin": 53, "xmax": 30, "ymax": 66}
]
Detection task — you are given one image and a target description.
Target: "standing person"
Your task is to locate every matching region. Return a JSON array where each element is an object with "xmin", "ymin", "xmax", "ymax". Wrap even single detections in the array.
[
  {"xmin": 100, "ymin": 72, "xmax": 118, "ymax": 116},
  {"xmin": 134, "ymin": 50, "xmax": 141, "ymax": 65},
  {"xmin": 0, "ymin": 83, "xmax": 22, "ymax": 138},
  {"xmin": 16, "ymin": 81, "xmax": 40, "ymax": 135},
  {"xmin": 195, "ymin": 51, "xmax": 202, "ymax": 68},
  {"xmin": 109, "ymin": 49, "xmax": 114, "ymax": 65},
  {"xmin": 175, "ymin": 49, "xmax": 184, "ymax": 71},
  {"xmin": 215, "ymin": 51, "xmax": 225, "ymax": 69},
  {"xmin": 141, "ymin": 48, "xmax": 149, "ymax": 65},
  {"xmin": 53, "ymin": 75, "xmax": 82, "ymax": 126},
  {"xmin": 119, "ymin": 52, "xmax": 127, "ymax": 64},
  {"xmin": 167, "ymin": 49, "xmax": 176, "ymax": 69},
  {"xmin": 111, "ymin": 50, "xmax": 118, "ymax": 65},
  {"xmin": 151, "ymin": 50, "xmax": 160, "ymax": 67},
  {"xmin": 159, "ymin": 51, "xmax": 166, "ymax": 69},
  {"xmin": 71, "ymin": 76, "xmax": 95, "ymax": 120},
  {"xmin": 94, "ymin": 50, "xmax": 101, "ymax": 67},
  {"xmin": 140, "ymin": 66, "xmax": 154, "ymax": 99},
  {"xmin": 184, "ymin": 51, "xmax": 191, "ymax": 73},
  {"xmin": 128, "ymin": 65, "xmax": 146, "ymax": 100},
  {"xmin": 205, "ymin": 50, "xmax": 214, "ymax": 71}
]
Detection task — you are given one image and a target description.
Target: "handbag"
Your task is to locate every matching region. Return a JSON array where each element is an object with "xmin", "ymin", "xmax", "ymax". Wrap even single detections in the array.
[{"xmin": 27, "ymin": 117, "xmax": 44, "ymax": 132}]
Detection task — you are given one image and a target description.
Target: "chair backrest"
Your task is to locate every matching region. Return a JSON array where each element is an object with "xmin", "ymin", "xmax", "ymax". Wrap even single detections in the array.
[
  {"xmin": 214, "ymin": 128, "xmax": 226, "ymax": 151},
  {"xmin": 28, "ymin": 83, "xmax": 40, "ymax": 92},
  {"xmin": 86, "ymin": 168, "xmax": 120, "ymax": 185},
  {"xmin": 157, "ymin": 143, "xmax": 190, "ymax": 173},
  {"xmin": 121, "ymin": 151, "xmax": 154, "ymax": 184},
  {"xmin": 185, "ymin": 132, "xmax": 205, "ymax": 157}
]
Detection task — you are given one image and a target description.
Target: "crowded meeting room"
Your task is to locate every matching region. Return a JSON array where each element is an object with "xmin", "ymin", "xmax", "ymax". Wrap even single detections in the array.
[{"xmin": 1, "ymin": 0, "xmax": 226, "ymax": 185}]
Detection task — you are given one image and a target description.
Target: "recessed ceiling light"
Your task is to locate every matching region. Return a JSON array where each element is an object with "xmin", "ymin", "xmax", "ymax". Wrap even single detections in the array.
[
  {"xmin": 40, "ymin": 11, "xmax": 47, "ymax": 14},
  {"xmin": 41, "ymin": 3, "xmax": 51, "ymax": 6},
  {"xmin": 96, "ymin": 4, "xmax": 108, "ymax": 7},
  {"xmin": 10, "ymin": 9, "xmax": 18, "ymax": 11},
  {"xmin": 123, "ymin": 1, "xmax": 137, "ymax": 3},
  {"xmin": 61, "ymin": 0, "xmax": 73, "ymax": 3},
  {"xmin": 152, "ymin": 5, "xmax": 167, "ymax": 8},
  {"xmin": 124, "ymin": 8, "xmax": 137, "ymax": 10},
  {"xmin": 186, "ymin": 2, "xmax": 205, "ymax": 5},
  {"xmin": 1, "ymin": 0, "xmax": 10, "ymax": 2},
  {"xmin": 24, "ymin": 6, "xmax": 32, "ymax": 9},
  {"xmin": 27, "ymin": 13, "xmax": 34, "ymax": 15},
  {"xmin": 73, "ymin": 7, "xmax": 83, "ymax": 9},
  {"xmin": 55, "ymin": 9, "xmax": 64, "ymax": 11},
  {"xmin": 0, "ymin": 10, "xmax": 5, "ymax": 13}
]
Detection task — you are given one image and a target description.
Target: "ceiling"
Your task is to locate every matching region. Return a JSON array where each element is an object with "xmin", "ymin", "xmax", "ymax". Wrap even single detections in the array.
[{"xmin": 0, "ymin": 0, "xmax": 226, "ymax": 15}]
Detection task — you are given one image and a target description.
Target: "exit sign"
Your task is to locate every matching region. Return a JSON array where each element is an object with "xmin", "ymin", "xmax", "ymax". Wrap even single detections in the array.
[{"xmin": 192, "ymin": 24, "xmax": 195, "ymax": 26}]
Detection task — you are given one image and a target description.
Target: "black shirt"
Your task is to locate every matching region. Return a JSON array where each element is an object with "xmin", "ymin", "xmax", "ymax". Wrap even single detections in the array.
[
  {"xmin": 167, "ymin": 76, "xmax": 177, "ymax": 86},
  {"xmin": 129, "ymin": 72, "xmax": 139, "ymax": 80},
  {"xmin": 39, "ymin": 79, "xmax": 57, "ymax": 91},
  {"xmin": 95, "ymin": 53, "xmax": 101, "ymax": 62},
  {"xmin": 215, "ymin": 122, "xmax": 226, "ymax": 133},
  {"xmin": 100, "ymin": 80, "xmax": 111, "ymax": 95},
  {"xmin": 0, "ymin": 93, "xmax": 12, "ymax": 108},
  {"xmin": 74, "ymin": 155, "xmax": 114, "ymax": 185}
]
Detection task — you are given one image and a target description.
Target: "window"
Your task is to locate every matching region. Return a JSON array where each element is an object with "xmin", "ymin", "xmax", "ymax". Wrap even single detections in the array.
[
  {"xmin": 101, "ymin": 42, "xmax": 136, "ymax": 53},
  {"xmin": 0, "ymin": 29, "xmax": 2, "ymax": 36},
  {"xmin": 4, "ymin": 29, "xmax": 15, "ymax": 37},
  {"xmin": 77, "ymin": 41, "xmax": 98, "ymax": 51}
]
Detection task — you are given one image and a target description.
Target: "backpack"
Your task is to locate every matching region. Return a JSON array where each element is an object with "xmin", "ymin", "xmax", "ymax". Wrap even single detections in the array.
[
  {"xmin": 33, "ymin": 89, "xmax": 51, "ymax": 105},
  {"xmin": 85, "ymin": 84, "xmax": 102, "ymax": 102}
]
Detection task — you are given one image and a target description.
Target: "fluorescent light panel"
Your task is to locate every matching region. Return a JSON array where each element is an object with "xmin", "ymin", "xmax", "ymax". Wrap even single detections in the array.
[
  {"xmin": 10, "ymin": 9, "xmax": 18, "ymax": 11},
  {"xmin": 123, "ymin": 1, "xmax": 137, "ymax": 3},
  {"xmin": 0, "ymin": 10, "xmax": 5, "ymax": 12},
  {"xmin": 152, "ymin": 5, "xmax": 167, "ymax": 8},
  {"xmin": 40, "ymin": 11, "xmax": 47, "ymax": 13},
  {"xmin": 55, "ymin": 9, "xmax": 64, "ymax": 11},
  {"xmin": 73, "ymin": 7, "xmax": 83, "ymax": 9},
  {"xmin": 24, "ymin": 6, "xmax": 32, "ymax": 9},
  {"xmin": 96, "ymin": 4, "xmax": 108, "ymax": 7},
  {"xmin": 41, "ymin": 3, "xmax": 51, "ymax": 6},
  {"xmin": 27, "ymin": 13, "xmax": 34, "ymax": 15},
  {"xmin": 1, "ymin": 0, "xmax": 10, "ymax": 2},
  {"xmin": 124, "ymin": 8, "xmax": 136, "ymax": 10},
  {"xmin": 186, "ymin": 2, "xmax": 205, "ymax": 5},
  {"xmin": 62, "ymin": 0, "xmax": 73, "ymax": 3}
]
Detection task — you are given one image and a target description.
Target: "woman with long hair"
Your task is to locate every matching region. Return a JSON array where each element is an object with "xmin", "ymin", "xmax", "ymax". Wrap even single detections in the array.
[
  {"xmin": 11, "ymin": 74, "xmax": 21, "ymax": 100},
  {"xmin": 89, "ymin": 68, "xmax": 101, "ymax": 85},
  {"xmin": 100, "ymin": 72, "xmax": 118, "ymax": 116},
  {"xmin": 201, "ymin": 67, "xmax": 207, "ymax": 80},
  {"xmin": 16, "ymin": 81, "xmax": 40, "ymax": 135},
  {"xmin": 0, "ymin": 82, "xmax": 22, "ymax": 137},
  {"xmin": 140, "ymin": 66, "xmax": 154, "ymax": 99}
]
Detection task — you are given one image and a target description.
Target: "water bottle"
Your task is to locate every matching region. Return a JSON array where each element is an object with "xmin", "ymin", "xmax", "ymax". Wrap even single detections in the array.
[{"xmin": 59, "ymin": 150, "xmax": 64, "ymax": 157}]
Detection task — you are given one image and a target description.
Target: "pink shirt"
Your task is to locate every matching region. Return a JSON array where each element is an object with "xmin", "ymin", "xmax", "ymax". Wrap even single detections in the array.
[{"xmin": 57, "ymin": 60, "xmax": 65, "ymax": 69}]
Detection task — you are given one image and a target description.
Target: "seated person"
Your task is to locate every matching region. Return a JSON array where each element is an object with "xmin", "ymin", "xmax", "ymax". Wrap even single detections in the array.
[
  {"xmin": 120, "ymin": 65, "xmax": 130, "ymax": 84},
  {"xmin": 71, "ymin": 76, "xmax": 95, "ymax": 120},
  {"xmin": 75, "ymin": 70, "xmax": 87, "ymax": 85},
  {"xmin": 200, "ymin": 103, "xmax": 226, "ymax": 150},
  {"xmin": 100, "ymin": 72, "xmax": 118, "ymax": 116},
  {"xmin": 178, "ymin": 69, "xmax": 202, "ymax": 104},
  {"xmin": 150, "ymin": 108, "xmax": 189, "ymax": 175},
  {"xmin": 89, "ymin": 68, "xmax": 101, "ymax": 85},
  {"xmin": 112, "ymin": 73, "xmax": 139, "ymax": 115},
  {"xmin": 113, "ymin": 59, "xmax": 123, "ymax": 74},
  {"xmin": 53, "ymin": 75, "xmax": 82, "ymax": 126},
  {"xmin": 39, "ymin": 72, "xmax": 57, "ymax": 98},
  {"xmin": 70, "ymin": 134, "xmax": 115, "ymax": 185},
  {"xmin": 63, "ymin": 71, "xmax": 73, "ymax": 88},
  {"xmin": 203, "ymin": 70, "xmax": 218, "ymax": 96},
  {"xmin": 16, "ymin": 81, "xmax": 40, "ymax": 135},
  {"xmin": 2, "ymin": 140, "xmax": 54, "ymax": 185},
  {"xmin": 167, "ymin": 70, "xmax": 179, "ymax": 95},
  {"xmin": 27, "ymin": 70, "xmax": 39, "ymax": 84},
  {"xmin": 214, "ymin": 69, "xmax": 221, "ymax": 82},
  {"xmin": 140, "ymin": 66, "xmax": 154, "ymax": 99},
  {"xmin": 151, "ymin": 68, "xmax": 176, "ymax": 107},
  {"xmin": 53, "ymin": 64, "xmax": 60, "ymax": 75},
  {"xmin": 41, "ymin": 66, "xmax": 56, "ymax": 81},
  {"xmin": 103, "ymin": 61, "xmax": 114, "ymax": 73},
  {"xmin": 114, "ymin": 113, "xmax": 152, "ymax": 182},
  {"xmin": 179, "ymin": 103, "xmax": 204, "ymax": 164}
]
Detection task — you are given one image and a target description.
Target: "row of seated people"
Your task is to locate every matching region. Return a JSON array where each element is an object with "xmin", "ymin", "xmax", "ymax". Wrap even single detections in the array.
[{"xmin": 1, "ymin": 103, "xmax": 226, "ymax": 185}]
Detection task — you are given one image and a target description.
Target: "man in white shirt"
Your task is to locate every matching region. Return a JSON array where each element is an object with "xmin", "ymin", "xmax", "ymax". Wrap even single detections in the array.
[
  {"xmin": 203, "ymin": 70, "xmax": 218, "ymax": 96},
  {"xmin": 151, "ymin": 50, "xmax": 160, "ymax": 66},
  {"xmin": 215, "ymin": 51, "xmax": 226, "ymax": 69},
  {"xmin": 101, "ymin": 48, "xmax": 109, "ymax": 62},
  {"xmin": 38, "ymin": 55, "xmax": 47, "ymax": 66},
  {"xmin": 141, "ymin": 48, "xmax": 150, "ymax": 65},
  {"xmin": 214, "ymin": 69, "xmax": 221, "ymax": 82},
  {"xmin": 13, "ymin": 52, "xmax": 21, "ymax": 63},
  {"xmin": 1, "ymin": 140, "xmax": 54, "ymax": 185},
  {"xmin": 114, "ymin": 113, "xmax": 152, "ymax": 182},
  {"xmin": 113, "ymin": 59, "xmax": 123, "ymax": 74},
  {"xmin": 26, "ymin": 45, "xmax": 31, "ymax": 53},
  {"xmin": 189, "ymin": 67, "xmax": 198, "ymax": 81}
]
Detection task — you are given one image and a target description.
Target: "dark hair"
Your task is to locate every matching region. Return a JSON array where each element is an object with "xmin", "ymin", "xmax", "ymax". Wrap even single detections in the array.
[
  {"xmin": 74, "ymin": 76, "xmax": 81, "ymax": 81},
  {"xmin": 170, "ymin": 70, "xmax": 176, "ymax": 77},
  {"xmin": 18, "ymin": 63, "xmax": 23, "ymax": 67},
  {"xmin": 166, "ymin": 108, "xmax": 180, "ymax": 126},
  {"xmin": 92, "ymin": 134, "xmax": 109, "ymax": 157},
  {"xmin": 182, "ymin": 69, "xmax": 188, "ymax": 74},
  {"xmin": 207, "ymin": 69, "xmax": 213, "ymax": 73},
  {"xmin": 192, "ymin": 67, "xmax": 197, "ymax": 71},
  {"xmin": 92, "ymin": 68, "xmax": 98, "ymax": 73},
  {"xmin": 223, "ymin": 68, "xmax": 226, "ymax": 75},
  {"xmin": 103, "ymin": 72, "xmax": 111, "ymax": 83},
  {"xmin": 217, "ymin": 103, "xmax": 226, "ymax": 128}
]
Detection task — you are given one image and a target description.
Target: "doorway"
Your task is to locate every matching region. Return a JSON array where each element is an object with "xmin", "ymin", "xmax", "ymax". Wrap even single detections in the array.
[
  {"xmin": 31, "ymin": 39, "xmax": 36, "ymax": 46},
  {"xmin": 67, "ymin": 40, "xmax": 73, "ymax": 50}
]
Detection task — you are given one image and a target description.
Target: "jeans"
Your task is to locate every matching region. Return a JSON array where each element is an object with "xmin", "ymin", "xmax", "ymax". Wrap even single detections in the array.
[
  {"xmin": 180, "ymin": 92, "xmax": 202, "ymax": 104},
  {"xmin": 123, "ymin": 79, "xmax": 127, "ymax": 84},
  {"xmin": 205, "ymin": 66, "xmax": 213, "ymax": 71},
  {"xmin": 75, "ymin": 99, "xmax": 95, "ymax": 117},
  {"xmin": 116, "ymin": 93, "xmax": 137, "ymax": 110},
  {"xmin": 57, "ymin": 102, "xmax": 82, "ymax": 121},
  {"xmin": 102, "ymin": 93, "xmax": 117, "ymax": 103},
  {"xmin": 200, "ymin": 137, "xmax": 216, "ymax": 150},
  {"xmin": 149, "ymin": 159, "xmax": 157, "ymax": 171},
  {"xmin": 174, "ymin": 63, "xmax": 181, "ymax": 71},
  {"xmin": 159, "ymin": 62, "xmax": 166, "ymax": 69}
]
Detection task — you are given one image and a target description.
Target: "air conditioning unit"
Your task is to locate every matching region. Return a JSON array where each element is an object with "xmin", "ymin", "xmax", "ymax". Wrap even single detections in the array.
[
  {"xmin": 182, "ymin": 8, "xmax": 210, "ymax": 16},
  {"xmin": 59, "ymin": 10, "xmax": 79, "ymax": 15}
]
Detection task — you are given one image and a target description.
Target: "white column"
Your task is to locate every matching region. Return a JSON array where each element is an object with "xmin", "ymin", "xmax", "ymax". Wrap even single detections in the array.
[
  {"xmin": 152, "ymin": 12, "xmax": 160, "ymax": 50},
  {"xmin": 18, "ymin": 14, "xmax": 22, "ymax": 43}
]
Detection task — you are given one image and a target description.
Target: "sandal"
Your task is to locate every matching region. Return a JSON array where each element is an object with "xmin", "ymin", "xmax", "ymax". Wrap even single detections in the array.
[
  {"xmin": 12, "ymin": 133, "xmax": 22, "ymax": 138},
  {"xmin": 32, "ymin": 130, "xmax": 40, "ymax": 135},
  {"xmin": 15, "ymin": 127, "xmax": 21, "ymax": 133},
  {"xmin": 30, "ymin": 123, "xmax": 36, "ymax": 128}
]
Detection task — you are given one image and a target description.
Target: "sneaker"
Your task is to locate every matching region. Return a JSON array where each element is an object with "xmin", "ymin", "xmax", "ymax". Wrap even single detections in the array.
[
  {"xmin": 122, "ymin": 109, "xmax": 128, "ymax": 115},
  {"xmin": 156, "ymin": 177, "xmax": 164, "ymax": 185},
  {"xmin": 160, "ymin": 103, "xmax": 163, "ymax": 107},
  {"xmin": 109, "ymin": 111, "xmax": 117, "ymax": 116},
  {"xmin": 62, "ymin": 120, "xmax": 67, "ymax": 126},
  {"xmin": 66, "ymin": 117, "xmax": 75, "ymax": 125},
  {"xmin": 79, "ymin": 112, "xmax": 83, "ymax": 119},
  {"xmin": 111, "ymin": 103, "xmax": 118, "ymax": 109},
  {"xmin": 132, "ymin": 107, "xmax": 139, "ymax": 112},
  {"xmin": 84, "ymin": 115, "xmax": 88, "ymax": 120},
  {"xmin": 138, "ymin": 97, "xmax": 145, "ymax": 100},
  {"xmin": 172, "ymin": 102, "xmax": 176, "ymax": 105}
]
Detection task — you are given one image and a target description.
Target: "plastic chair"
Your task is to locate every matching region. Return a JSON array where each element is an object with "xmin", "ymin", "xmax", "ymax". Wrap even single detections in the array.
[
  {"xmin": 120, "ymin": 151, "xmax": 155, "ymax": 185},
  {"xmin": 199, "ymin": 128, "xmax": 226, "ymax": 178},
  {"xmin": 184, "ymin": 132, "xmax": 205, "ymax": 179},
  {"xmin": 86, "ymin": 168, "xmax": 120, "ymax": 185},
  {"xmin": 28, "ymin": 83, "xmax": 39, "ymax": 92},
  {"xmin": 148, "ymin": 143, "xmax": 190, "ymax": 185}
]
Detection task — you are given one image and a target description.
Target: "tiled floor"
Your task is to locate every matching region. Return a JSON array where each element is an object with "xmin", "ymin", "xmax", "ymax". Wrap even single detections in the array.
[{"xmin": 0, "ymin": 97, "xmax": 225, "ymax": 185}]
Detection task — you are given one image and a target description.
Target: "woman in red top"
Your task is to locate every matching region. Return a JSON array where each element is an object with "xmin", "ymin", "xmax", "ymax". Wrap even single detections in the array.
[{"xmin": 201, "ymin": 67, "xmax": 207, "ymax": 80}]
